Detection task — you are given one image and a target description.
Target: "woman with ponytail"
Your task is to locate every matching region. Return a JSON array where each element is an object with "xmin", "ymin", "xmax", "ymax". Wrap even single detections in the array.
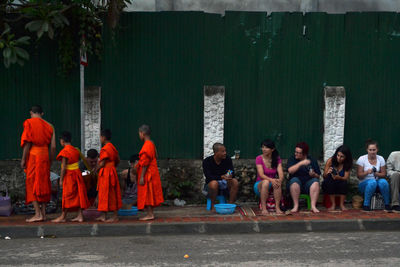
[
  {"xmin": 254, "ymin": 139, "xmax": 284, "ymax": 215},
  {"xmin": 356, "ymin": 139, "xmax": 391, "ymax": 212}
]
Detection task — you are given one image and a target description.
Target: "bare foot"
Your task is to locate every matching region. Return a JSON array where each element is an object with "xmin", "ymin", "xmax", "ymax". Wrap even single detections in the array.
[
  {"xmin": 290, "ymin": 207, "xmax": 299, "ymax": 213},
  {"xmin": 51, "ymin": 216, "xmax": 66, "ymax": 223},
  {"xmin": 105, "ymin": 217, "xmax": 119, "ymax": 223},
  {"xmin": 139, "ymin": 215, "xmax": 155, "ymax": 221},
  {"xmin": 95, "ymin": 215, "xmax": 106, "ymax": 222},
  {"xmin": 327, "ymin": 206, "xmax": 335, "ymax": 212},
  {"xmin": 71, "ymin": 216, "xmax": 84, "ymax": 222},
  {"xmin": 26, "ymin": 215, "xmax": 44, "ymax": 223},
  {"xmin": 275, "ymin": 209, "xmax": 284, "ymax": 215},
  {"xmin": 261, "ymin": 209, "xmax": 269, "ymax": 216},
  {"xmin": 311, "ymin": 207, "xmax": 320, "ymax": 213},
  {"xmin": 340, "ymin": 205, "xmax": 347, "ymax": 211}
]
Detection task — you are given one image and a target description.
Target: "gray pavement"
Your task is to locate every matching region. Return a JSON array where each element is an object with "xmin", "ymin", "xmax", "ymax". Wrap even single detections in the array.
[
  {"xmin": 1, "ymin": 232, "xmax": 400, "ymax": 266},
  {"xmin": 2, "ymin": 205, "xmax": 400, "ymax": 238},
  {"xmin": 2, "ymin": 218, "xmax": 400, "ymax": 239}
]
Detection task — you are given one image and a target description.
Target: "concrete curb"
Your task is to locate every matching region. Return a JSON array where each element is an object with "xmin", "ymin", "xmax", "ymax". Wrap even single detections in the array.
[{"xmin": 1, "ymin": 219, "xmax": 400, "ymax": 239}]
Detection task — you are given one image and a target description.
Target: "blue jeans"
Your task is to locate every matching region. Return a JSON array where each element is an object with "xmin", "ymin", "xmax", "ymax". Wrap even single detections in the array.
[{"xmin": 358, "ymin": 179, "xmax": 390, "ymax": 206}]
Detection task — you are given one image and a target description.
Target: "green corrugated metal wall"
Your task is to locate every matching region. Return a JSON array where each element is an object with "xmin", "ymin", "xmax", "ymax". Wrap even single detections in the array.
[
  {"xmin": 0, "ymin": 41, "xmax": 80, "ymax": 159},
  {"xmin": 88, "ymin": 12, "xmax": 206, "ymax": 159},
  {"xmin": 223, "ymin": 12, "xmax": 325, "ymax": 159},
  {"xmin": 2, "ymin": 12, "xmax": 400, "ymax": 160},
  {"xmin": 342, "ymin": 13, "xmax": 400, "ymax": 160},
  {"xmin": 88, "ymin": 11, "xmax": 400, "ymax": 159}
]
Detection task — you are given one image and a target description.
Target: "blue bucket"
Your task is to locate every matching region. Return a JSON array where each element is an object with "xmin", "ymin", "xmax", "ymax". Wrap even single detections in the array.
[
  {"xmin": 214, "ymin": 203, "xmax": 237, "ymax": 214},
  {"xmin": 118, "ymin": 206, "xmax": 138, "ymax": 216}
]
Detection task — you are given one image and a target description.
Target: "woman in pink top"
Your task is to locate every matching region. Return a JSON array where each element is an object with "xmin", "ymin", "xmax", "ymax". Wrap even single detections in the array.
[{"xmin": 254, "ymin": 139, "xmax": 284, "ymax": 215}]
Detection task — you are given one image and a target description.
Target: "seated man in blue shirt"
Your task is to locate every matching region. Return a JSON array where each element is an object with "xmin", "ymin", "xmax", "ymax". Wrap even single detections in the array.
[
  {"xmin": 203, "ymin": 143, "xmax": 239, "ymax": 210},
  {"xmin": 287, "ymin": 142, "xmax": 321, "ymax": 213}
]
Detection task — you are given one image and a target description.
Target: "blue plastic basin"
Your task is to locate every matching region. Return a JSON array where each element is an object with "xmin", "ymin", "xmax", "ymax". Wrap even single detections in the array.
[
  {"xmin": 118, "ymin": 206, "xmax": 138, "ymax": 216},
  {"xmin": 214, "ymin": 203, "xmax": 237, "ymax": 214}
]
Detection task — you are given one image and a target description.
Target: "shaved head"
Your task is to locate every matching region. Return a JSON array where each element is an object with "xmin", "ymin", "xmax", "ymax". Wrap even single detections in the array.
[
  {"xmin": 101, "ymin": 129, "xmax": 112, "ymax": 140},
  {"xmin": 212, "ymin": 143, "xmax": 224, "ymax": 153},
  {"xmin": 30, "ymin": 105, "xmax": 43, "ymax": 114},
  {"xmin": 139, "ymin": 124, "xmax": 151, "ymax": 136},
  {"xmin": 60, "ymin": 131, "xmax": 71, "ymax": 143}
]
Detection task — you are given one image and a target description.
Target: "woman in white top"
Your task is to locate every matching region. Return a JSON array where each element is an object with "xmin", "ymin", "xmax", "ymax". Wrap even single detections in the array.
[{"xmin": 356, "ymin": 139, "xmax": 390, "ymax": 212}]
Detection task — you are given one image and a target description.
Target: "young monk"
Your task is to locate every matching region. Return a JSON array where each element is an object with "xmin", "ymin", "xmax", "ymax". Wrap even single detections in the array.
[
  {"xmin": 137, "ymin": 125, "xmax": 164, "ymax": 220},
  {"xmin": 20, "ymin": 105, "xmax": 56, "ymax": 222},
  {"xmin": 94, "ymin": 129, "xmax": 122, "ymax": 222},
  {"xmin": 52, "ymin": 131, "xmax": 90, "ymax": 223}
]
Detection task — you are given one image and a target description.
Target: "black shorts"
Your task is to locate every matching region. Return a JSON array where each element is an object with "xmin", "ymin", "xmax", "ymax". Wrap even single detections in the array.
[{"xmin": 322, "ymin": 177, "xmax": 347, "ymax": 195}]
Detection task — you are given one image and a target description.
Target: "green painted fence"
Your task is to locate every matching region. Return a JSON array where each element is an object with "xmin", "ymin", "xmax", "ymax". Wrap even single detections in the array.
[{"xmin": 2, "ymin": 12, "xmax": 400, "ymax": 160}]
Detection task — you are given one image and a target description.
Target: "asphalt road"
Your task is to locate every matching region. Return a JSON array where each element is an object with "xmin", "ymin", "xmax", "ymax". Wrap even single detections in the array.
[{"xmin": 1, "ymin": 232, "xmax": 400, "ymax": 266}]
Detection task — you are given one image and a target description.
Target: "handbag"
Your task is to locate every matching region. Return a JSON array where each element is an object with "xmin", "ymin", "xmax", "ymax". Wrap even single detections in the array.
[
  {"xmin": 266, "ymin": 192, "xmax": 276, "ymax": 212},
  {"xmin": 370, "ymin": 193, "xmax": 385, "ymax": 210},
  {"xmin": 264, "ymin": 191, "xmax": 286, "ymax": 212},
  {"xmin": 0, "ymin": 182, "xmax": 12, "ymax": 216}
]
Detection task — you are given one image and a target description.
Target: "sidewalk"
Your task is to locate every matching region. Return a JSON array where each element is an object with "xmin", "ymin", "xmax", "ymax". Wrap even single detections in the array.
[{"xmin": 1, "ymin": 205, "xmax": 400, "ymax": 239}]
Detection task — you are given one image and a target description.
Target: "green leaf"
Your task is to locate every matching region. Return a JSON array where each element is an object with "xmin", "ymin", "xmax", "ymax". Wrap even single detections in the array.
[
  {"xmin": 52, "ymin": 16, "xmax": 62, "ymax": 26},
  {"xmin": 15, "ymin": 47, "xmax": 30, "ymax": 60},
  {"xmin": 37, "ymin": 22, "xmax": 50, "ymax": 39},
  {"xmin": 8, "ymin": 34, "xmax": 15, "ymax": 41},
  {"xmin": 3, "ymin": 47, "xmax": 11, "ymax": 58},
  {"xmin": 42, "ymin": 21, "xmax": 49, "ymax": 32},
  {"xmin": 59, "ymin": 14, "xmax": 70, "ymax": 26},
  {"xmin": 1, "ymin": 24, "xmax": 11, "ymax": 36},
  {"xmin": 4, "ymin": 57, "xmax": 10, "ymax": 68},
  {"xmin": 48, "ymin": 25, "xmax": 54, "ymax": 39},
  {"xmin": 10, "ymin": 50, "xmax": 17, "ymax": 64},
  {"xmin": 37, "ymin": 29, "xmax": 44, "ymax": 39},
  {"xmin": 48, "ymin": 10, "xmax": 59, "ymax": 17},
  {"xmin": 25, "ymin": 20, "xmax": 44, "ymax": 32},
  {"xmin": 16, "ymin": 36, "xmax": 31, "ymax": 45}
]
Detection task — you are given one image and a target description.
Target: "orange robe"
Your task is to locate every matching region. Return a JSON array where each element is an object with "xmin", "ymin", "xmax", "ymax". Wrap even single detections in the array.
[
  {"xmin": 57, "ymin": 145, "xmax": 90, "ymax": 210},
  {"xmin": 137, "ymin": 140, "xmax": 164, "ymax": 210},
  {"xmin": 97, "ymin": 142, "xmax": 122, "ymax": 212},
  {"xmin": 20, "ymin": 117, "xmax": 53, "ymax": 204}
]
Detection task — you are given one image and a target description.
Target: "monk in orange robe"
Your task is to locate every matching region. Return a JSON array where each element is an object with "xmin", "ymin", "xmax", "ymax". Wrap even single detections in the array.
[
  {"xmin": 137, "ymin": 125, "xmax": 164, "ymax": 220},
  {"xmin": 52, "ymin": 131, "xmax": 90, "ymax": 223},
  {"xmin": 94, "ymin": 129, "xmax": 122, "ymax": 222},
  {"xmin": 20, "ymin": 105, "xmax": 56, "ymax": 222}
]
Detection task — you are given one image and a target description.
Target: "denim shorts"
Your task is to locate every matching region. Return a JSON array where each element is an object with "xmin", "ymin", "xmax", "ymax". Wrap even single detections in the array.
[
  {"xmin": 253, "ymin": 180, "xmax": 272, "ymax": 197},
  {"xmin": 203, "ymin": 180, "xmax": 229, "ymax": 198},
  {"xmin": 287, "ymin": 177, "xmax": 319, "ymax": 194}
]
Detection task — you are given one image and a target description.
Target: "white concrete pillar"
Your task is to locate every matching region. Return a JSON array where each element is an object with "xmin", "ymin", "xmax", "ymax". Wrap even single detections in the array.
[
  {"xmin": 84, "ymin": 86, "xmax": 101, "ymax": 155},
  {"xmin": 203, "ymin": 86, "xmax": 225, "ymax": 158},
  {"xmin": 323, "ymin": 86, "xmax": 346, "ymax": 162}
]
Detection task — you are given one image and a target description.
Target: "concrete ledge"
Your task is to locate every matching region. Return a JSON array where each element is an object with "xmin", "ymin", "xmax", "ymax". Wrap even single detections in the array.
[
  {"xmin": 2, "ymin": 219, "xmax": 400, "ymax": 239},
  {"xmin": 205, "ymin": 222, "xmax": 255, "ymax": 234},
  {"xmin": 310, "ymin": 220, "xmax": 362, "ymax": 232},
  {"xmin": 150, "ymin": 223, "xmax": 206, "ymax": 235},
  {"xmin": 362, "ymin": 219, "xmax": 400, "ymax": 231},
  {"xmin": 258, "ymin": 221, "xmax": 308, "ymax": 233}
]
